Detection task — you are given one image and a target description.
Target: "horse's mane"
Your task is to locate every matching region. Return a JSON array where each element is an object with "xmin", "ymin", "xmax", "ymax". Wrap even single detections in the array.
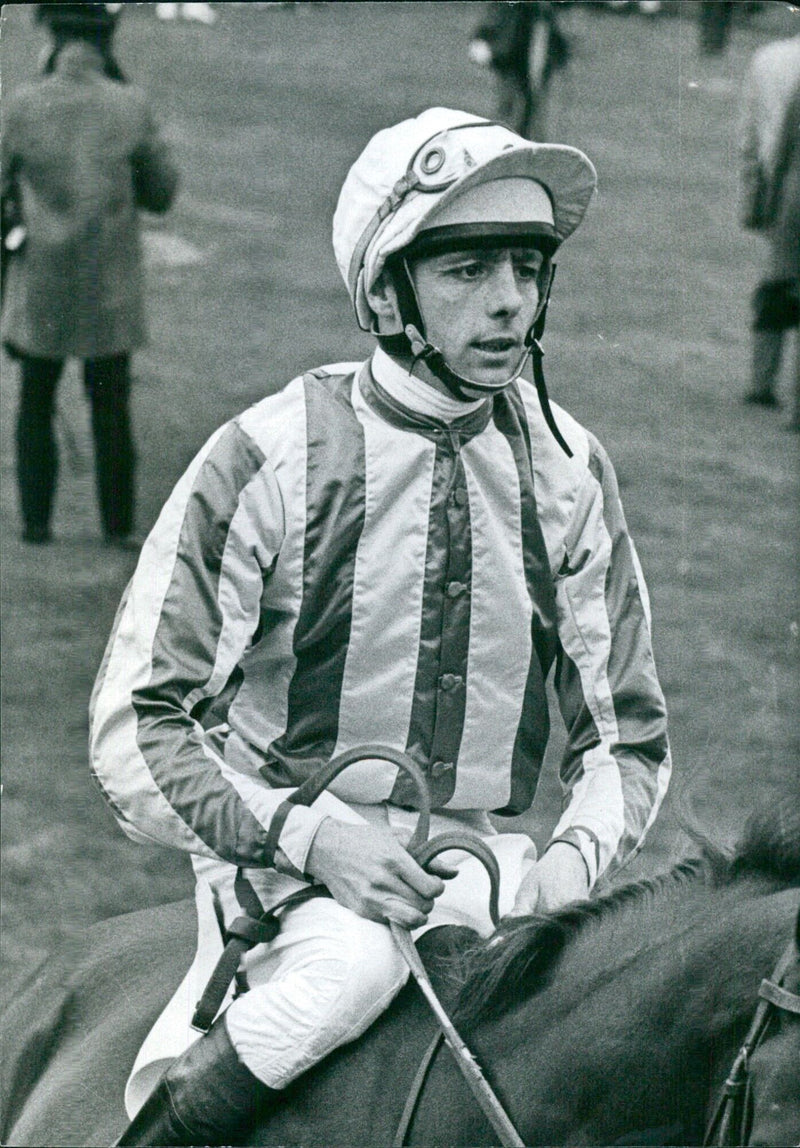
[{"xmin": 453, "ymin": 794, "xmax": 800, "ymax": 1031}]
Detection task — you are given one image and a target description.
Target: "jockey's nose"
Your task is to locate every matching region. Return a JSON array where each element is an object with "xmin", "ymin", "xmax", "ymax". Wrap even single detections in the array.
[{"xmin": 486, "ymin": 254, "xmax": 533, "ymax": 317}]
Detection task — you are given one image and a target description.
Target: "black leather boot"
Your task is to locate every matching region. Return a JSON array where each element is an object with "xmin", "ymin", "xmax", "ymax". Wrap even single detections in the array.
[{"xmin": 114, "ymin": 1016, "xmax": 281, "ymax": 1146}]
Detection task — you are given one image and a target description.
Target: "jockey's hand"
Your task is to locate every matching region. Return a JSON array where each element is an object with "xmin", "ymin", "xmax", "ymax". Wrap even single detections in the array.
[
  {"xmin": 508, "ymin": 842, "xmax": 590, "ymax": 917},
  {"xmin": 305, "ymin": 819, "xmax": 448, "ymax": 930}
]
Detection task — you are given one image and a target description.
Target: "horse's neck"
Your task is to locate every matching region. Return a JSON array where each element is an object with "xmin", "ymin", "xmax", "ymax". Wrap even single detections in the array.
[{"xmin": 466, "ymin": 877, "xmax": 798, "ymax": 1146}]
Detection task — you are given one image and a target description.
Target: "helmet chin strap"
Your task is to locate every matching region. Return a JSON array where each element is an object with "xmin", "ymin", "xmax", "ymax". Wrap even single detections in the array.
[
  {"xmin": 399, "ymin": 262, "xmax": 573, "ymax": 457},
  {"xmin": 402, "ymin": 322, "xmax": 532, "ymax": 400},
  {"xmin": 527, "ymin": 329, "xmax": 574, "ymax": 459}
]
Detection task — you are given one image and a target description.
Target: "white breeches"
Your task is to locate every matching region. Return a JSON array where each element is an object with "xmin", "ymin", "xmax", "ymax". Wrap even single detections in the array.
[
  {"xmin": 225, "ymin": 896, "xmax": 408, "ymax": 1087},
  {"xmin": 195, "ymin": 807, "xmax": 538, "ymax": 1089}
]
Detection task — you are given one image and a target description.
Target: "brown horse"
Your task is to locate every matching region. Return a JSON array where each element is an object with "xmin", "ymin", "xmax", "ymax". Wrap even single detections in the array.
[{"xmin": 1, "ymin": 797, "xmax": 798, "ymax": 1146}]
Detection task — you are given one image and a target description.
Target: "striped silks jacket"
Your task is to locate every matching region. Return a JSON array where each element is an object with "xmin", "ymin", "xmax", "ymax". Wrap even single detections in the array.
[{"xmin": 90, "ymin": 357, "xmax": 671, "ymax": 889}]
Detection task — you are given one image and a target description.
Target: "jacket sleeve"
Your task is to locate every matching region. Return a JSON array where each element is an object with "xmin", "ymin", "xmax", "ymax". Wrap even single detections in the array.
[
  {"xmin": 89, "ymin": 419, "xmax": 355, "ymax": 875},
  {"xmin": 130, "ymin": 93, "xmax": 179, "ymax": 215},
  {"xmin": 548, "ymin": 436, "xmax": 671, "ymax": 887}
]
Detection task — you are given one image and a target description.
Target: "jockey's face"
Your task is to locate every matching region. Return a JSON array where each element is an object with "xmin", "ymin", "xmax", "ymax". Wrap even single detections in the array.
[{"xmin": 409, "ymin": 246, "xmax": 543, "ymax": 391}]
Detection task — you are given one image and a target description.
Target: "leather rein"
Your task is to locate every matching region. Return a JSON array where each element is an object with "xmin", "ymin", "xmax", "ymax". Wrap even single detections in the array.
[
  {"xmin": 192, "ymin": 745, "xmax": 524, "ymax": 1147},
  {"xmin": 703, "ymin": 933, "xmax": 800, "ymax": 1147}
]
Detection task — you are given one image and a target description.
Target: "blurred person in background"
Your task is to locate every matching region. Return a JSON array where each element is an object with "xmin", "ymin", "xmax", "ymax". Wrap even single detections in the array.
[
  {"xmin": 1, "ymin": 3, "xmax": 179, "ymax": 547},
  {"xmin": 601, "ymin": 2, "xmax": 663, "ymax": 14},
  {"xmin": 765, "ymin": 80, "xmax": 800, "ymax": 430},
  {"xmin": 696, "ymin": 1, "xmax": 766, "ymax": 59},
  {"xmin": 93, "ymin": 107, "xmax": 671, "ymax": 1146},
  {"xmin": 698, "ymin": 0, "xmax": 734, "ymax": 57},
  {"xmin": 155, "ymin": 3, "xmax": 217, "ymax": 24},
  {"xmin": 739, "ymin": 33, "xmax": 800, "ymax": 423},
  {"xmin": 468, "ymin": 1, "xmax": 571, "ymax": 141},
  {"xmin": 34, "ymin": 0, "xmax": 126, "ymax": 81}
]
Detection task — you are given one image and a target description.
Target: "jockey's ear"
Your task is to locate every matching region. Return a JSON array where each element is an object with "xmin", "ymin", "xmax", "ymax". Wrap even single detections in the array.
[{"xmin": 365, "ymin": 269, "xmax": 403, "ymax": 335}]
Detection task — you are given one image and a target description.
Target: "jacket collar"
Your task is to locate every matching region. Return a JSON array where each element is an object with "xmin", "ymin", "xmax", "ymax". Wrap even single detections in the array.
[{"xmin": 359, "ymin": 359, "xmax": 494, "ymax": 444}]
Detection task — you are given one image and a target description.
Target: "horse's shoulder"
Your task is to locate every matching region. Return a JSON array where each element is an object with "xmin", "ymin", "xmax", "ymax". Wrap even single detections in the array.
[
  {"xmin": 80, "ymin": 899, "xmax": 196, "ymax": 964},
  {"xmin": 1, "ymin": 900, "xmax": 197, "ymax": 1147},
  {"xmin": 2, "ymin": 899, "xmax": 195, "ymax": 1040}
]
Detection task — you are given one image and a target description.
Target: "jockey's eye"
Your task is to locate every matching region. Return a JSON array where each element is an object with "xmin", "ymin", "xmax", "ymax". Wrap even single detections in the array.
[
  {"xmin": 452, "ymin": 260, "xmax": 485, "ymax": 281},
  {"xmin": 512, "ymin": 250, "xmax": 544, "ymax": 279}
]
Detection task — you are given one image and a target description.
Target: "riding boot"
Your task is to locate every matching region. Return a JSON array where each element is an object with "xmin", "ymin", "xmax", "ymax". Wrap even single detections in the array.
[{"xmin": 114, "ymin": 1016, "xmax": 282, "ymax": 1146}]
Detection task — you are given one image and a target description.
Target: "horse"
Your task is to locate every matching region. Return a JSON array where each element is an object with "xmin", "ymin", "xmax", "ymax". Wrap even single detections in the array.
[{"xmin": 1, "ymin": 797, "xmax": 798, "ymax": 1148}]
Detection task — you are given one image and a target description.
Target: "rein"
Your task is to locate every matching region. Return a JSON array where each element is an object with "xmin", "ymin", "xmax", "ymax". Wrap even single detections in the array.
[
  {"xmin": 191, "ymin": 745, "xmax": 524, "ymax": 1147},
  {"xmin": 389, "ymin": 832, "xmax": 524, "ymax": 1147},
  {"xmin": 703, "ymin": 935, "xmax": 800, "ymax": 1147}
]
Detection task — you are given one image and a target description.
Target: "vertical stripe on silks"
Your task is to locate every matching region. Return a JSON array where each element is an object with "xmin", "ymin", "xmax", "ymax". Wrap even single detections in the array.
[
  {"xmin": 553, "ymin": 643, "xmax": 604, "ymax": 785},
  {"xmin": 133, "ymin": 420, "xmax": 273, "ymax": 860},
  {"xmin": 453, "ymin": 424, "xmax": 532, "ymax": 809},
  {"xmin": 225, "ymin": 380, "xmax": 309, "ymax": 763},
  {"xmin": 266, "ymin": 373, "xmax": 367, "ymax": 781},
  {"xmin": 585, "ymin": 444, "xmax": 670, "ymax": 861},
  {"xmin": 394, "ymin": 438, "xmax": 471, "ymax": 807},
  {"xmin": 331, "ymin": 386, "xmax": 436, "ymax": 802},
  {"xmin": 491, "ymin": 385, "xmax": 559, "ymax": 814}
]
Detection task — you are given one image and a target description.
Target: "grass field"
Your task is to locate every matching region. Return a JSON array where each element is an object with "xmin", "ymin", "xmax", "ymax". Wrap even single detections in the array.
[{"xmin": 1, "ymin": 1, "xmax": 798, "ymax": 995}]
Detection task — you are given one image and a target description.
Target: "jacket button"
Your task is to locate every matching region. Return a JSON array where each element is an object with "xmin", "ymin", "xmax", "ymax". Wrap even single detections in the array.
[
  {"xmin": 439, "ymin": 673, "xmax": 463, "ymax": 691},
  {"xmin": 452, "ymin": 488, "xmax": 468, "ymax": 506},
  {"xmin": 431, "ymin": 760, "xmax": 454, "ymax": 778},
  {"xmin": 446, "ymin": 580, "xmax": 466, "ymax": 598}
]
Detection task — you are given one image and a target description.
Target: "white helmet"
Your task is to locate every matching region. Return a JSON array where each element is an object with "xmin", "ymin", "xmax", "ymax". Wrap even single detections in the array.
[
  {"xmin": 333, "ymin": 108, "xmax": 597, "ymax": 453},
  {"xmin": 333, "ymin": 107, "xmax": 597, "ymax": 333}
]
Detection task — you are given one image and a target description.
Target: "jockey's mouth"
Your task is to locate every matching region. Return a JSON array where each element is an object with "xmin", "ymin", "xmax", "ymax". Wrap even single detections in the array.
[{"xmin": 470, "ymin": 336, "xmax": 521, "ymax": 355}]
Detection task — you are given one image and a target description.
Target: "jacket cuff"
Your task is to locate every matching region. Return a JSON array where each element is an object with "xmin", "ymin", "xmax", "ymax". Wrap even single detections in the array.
[
  {"xmin": 273, "ymin": 791, "xmax": 369, "ymax": 877},
  {"xmin": 544, "ymin": 826, "xmax": 600, "ymax": 889},
  {"xmin": 273, "ymin": 803, "xmax": 332, "ymax": 878}
]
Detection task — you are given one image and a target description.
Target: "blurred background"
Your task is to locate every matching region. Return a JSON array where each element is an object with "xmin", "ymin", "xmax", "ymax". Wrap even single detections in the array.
[{"xmin": 1, "ymin": 0, "xmax": 798, "ymax": 992}]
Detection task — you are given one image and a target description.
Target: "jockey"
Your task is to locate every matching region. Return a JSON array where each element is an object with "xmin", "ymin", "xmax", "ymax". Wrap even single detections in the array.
[{"xmin": 93, "ymin": 107, "xmax": 672, "ymax": 1146}]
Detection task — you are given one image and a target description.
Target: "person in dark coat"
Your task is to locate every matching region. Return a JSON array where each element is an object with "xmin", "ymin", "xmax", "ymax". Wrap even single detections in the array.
[
  {"xmin": 1, "ymin": 6, "xmax": 179, "ymax": 546},
  {"xmin": 469, "ymin": 1, "xmax": 570, "ymax": 142},
  {"xmin": 762, "ymin": 79, "xmax": 800, "ymax": 430},
  {"xmin": 739, "ymin": 35, "xmax": 800, "ymax": 424}
]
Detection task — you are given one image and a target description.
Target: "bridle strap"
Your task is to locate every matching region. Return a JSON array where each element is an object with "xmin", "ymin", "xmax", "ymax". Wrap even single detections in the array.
[
  {"xmin": 758, "ymin": 976, "xmax": 800, "ymax": 1014},
  {"xmin": 389, "ymin": 831, "xmax": 523, "ymax": 1145},
  {"xmin": 702, "ymin": 936, "xmax": 798, "ymax": 1146},
  {"xmin": 393, "ymin": 1031, "xmax": 444, "ymax": 1148}
]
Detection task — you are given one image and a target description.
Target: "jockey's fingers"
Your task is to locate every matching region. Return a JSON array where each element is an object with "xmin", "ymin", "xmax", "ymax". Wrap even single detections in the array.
[
  {"xmin": 424, "ymin": 858, "xmax": 459, "ymax": 880},
  {"xmin": 390, "ymin": 853, "xmax": 445, "ymax": 899},
  {"xmin": 380, "ymin": 895, "xmax": 432, "ymax": 930},
  {"xmin": 372, "ymin": 871, "xmax": 439, "ymax": 919}
]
